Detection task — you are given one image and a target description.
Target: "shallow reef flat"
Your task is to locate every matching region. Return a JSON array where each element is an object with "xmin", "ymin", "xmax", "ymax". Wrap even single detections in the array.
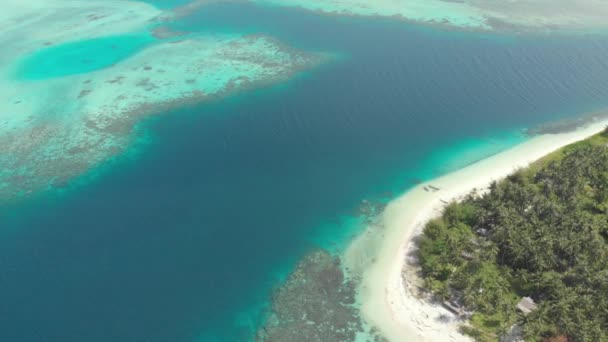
[
  {"xmin": 0, "ymin": 0, "xmax": 161, "ymax": 62},
  {"xmin": 254, "ymin": 0, "xmax": 489, "ymax": 30},
  {"xmin": 253, "ymin": 0, "xmax": 608, "ymax": 32},
  {"xmin": 0, "ymin": 1, "xmax": 326, "ymax": 200},
  {"xmin": 257, "ymin": 250, "xmax": 365, "ymax": 342}
]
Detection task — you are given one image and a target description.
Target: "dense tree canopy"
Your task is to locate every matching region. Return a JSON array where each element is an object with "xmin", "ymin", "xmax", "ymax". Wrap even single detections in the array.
[{"xmin": 418, "ymin": 130, "xmax": 608, "ymax": 341}]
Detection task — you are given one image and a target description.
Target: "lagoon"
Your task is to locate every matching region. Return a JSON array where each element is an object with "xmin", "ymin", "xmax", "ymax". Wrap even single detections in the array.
[{"xmin": 17, "ymin": 34, "xmax": 154, "ymax": 80}]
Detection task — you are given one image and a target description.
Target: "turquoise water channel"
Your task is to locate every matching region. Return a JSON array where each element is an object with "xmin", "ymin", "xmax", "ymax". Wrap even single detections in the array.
[{"xmin": 17, "ymin": 34, "xmax": 154, "ymax": 80}]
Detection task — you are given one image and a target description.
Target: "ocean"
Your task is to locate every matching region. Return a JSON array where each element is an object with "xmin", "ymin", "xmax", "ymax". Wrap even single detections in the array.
[{"xmin": 2, "ymin": 2, "xmax": 608, "ymax": 341}]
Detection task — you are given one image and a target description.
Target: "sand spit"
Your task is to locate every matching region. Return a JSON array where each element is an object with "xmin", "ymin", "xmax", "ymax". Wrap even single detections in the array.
[
  {"xmin": 0, "ymin": 1, "xmax": 327, "ymax": 200},
  {"xmin": 346, "ymin": 118, "xmax": 608, "ymax": 341},
  {"xmin": 253, "ymin": 0, "xmax": 608, "ymax": 32}
]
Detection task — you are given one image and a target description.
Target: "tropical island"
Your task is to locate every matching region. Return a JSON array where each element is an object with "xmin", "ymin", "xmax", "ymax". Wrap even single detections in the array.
[
  {"xmin": 418, "ymin": 128, "xmax": 608, "ymax": 341},
  {"xmin": 255, "ymin": 121, "xmax": 608, "ymax": 342},
  {"xmin": 348, "ymin": 119, "xmax": 608, "ymax": 342}
]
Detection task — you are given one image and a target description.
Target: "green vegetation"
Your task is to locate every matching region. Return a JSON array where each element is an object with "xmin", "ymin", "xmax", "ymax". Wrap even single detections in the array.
[{"xmin": 418, "ymin": 129, "xmax": 608, "ymax": 341}]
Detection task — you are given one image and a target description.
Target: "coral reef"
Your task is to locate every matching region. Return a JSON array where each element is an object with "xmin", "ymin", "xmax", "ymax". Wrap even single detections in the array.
[
  {"xmin": 257, "ymin": 250, "xmax": 363, "ymax": 342},
  {"xmin": 0, "ymin": 1, "xmax": 327, "ymax": 201},
  {"xmin": 253, "ymin": 0, "xmax": 608, "ymax": 32}
]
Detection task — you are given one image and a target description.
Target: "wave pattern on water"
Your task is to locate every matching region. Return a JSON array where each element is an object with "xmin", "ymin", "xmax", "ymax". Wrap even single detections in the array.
[{"xmin": 2, "ymin": 2, "xmax": 608, "ymax": 342}]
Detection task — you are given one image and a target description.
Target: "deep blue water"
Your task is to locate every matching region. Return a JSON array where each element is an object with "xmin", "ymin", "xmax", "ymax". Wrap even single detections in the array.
[{"xmin": 3, "ymin": 3, "xmax": 608, "ymax": 342}]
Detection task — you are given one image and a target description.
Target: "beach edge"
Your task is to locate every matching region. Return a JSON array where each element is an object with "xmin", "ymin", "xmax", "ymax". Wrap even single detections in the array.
[{"xmin": 348, "ymin": 117, "xmax": 608, "ymax": 341}]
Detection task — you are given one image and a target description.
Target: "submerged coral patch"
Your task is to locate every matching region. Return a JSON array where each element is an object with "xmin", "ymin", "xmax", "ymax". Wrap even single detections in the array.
[
  {"xmin": 252, "ymin": 0, "xmax": 608, "ymax": 32},
  {"xmin": 0, "ymin": 34, "xmax": 326, "ymax": 200},
  {"xmin": 0, "ymin": 0, "xmax": 329, "ymax": 201},
  {"xmin": 257, "ymin": 249, "xmax": 363, "ymax": 342}
]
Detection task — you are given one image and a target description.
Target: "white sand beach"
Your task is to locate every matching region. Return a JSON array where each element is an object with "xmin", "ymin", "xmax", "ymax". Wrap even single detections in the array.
[{"xmin": 346, "ymin": 117, "xmax": 608, "ymax": 341}]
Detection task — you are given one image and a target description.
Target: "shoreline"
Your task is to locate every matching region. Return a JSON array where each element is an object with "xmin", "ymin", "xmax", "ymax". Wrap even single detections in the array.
[{"xmin": 346, "ymin": 118, "xmax": 608, "ymax": 341}]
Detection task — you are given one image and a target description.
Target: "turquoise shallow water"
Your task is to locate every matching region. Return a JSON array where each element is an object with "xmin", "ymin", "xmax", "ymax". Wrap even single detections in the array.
[
  {"xmin": 3, "ymin": 2, "xmax": 608, "ymax": 342},
  {"xmin": 16, "ymin": 34, "xmax": 154, "ymax": 80}
]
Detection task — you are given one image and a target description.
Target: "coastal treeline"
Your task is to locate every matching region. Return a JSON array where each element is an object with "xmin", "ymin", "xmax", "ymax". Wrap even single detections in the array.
[{"xmin": 418, "ymin": 129, "xmax": 608, "ymax": 341}]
